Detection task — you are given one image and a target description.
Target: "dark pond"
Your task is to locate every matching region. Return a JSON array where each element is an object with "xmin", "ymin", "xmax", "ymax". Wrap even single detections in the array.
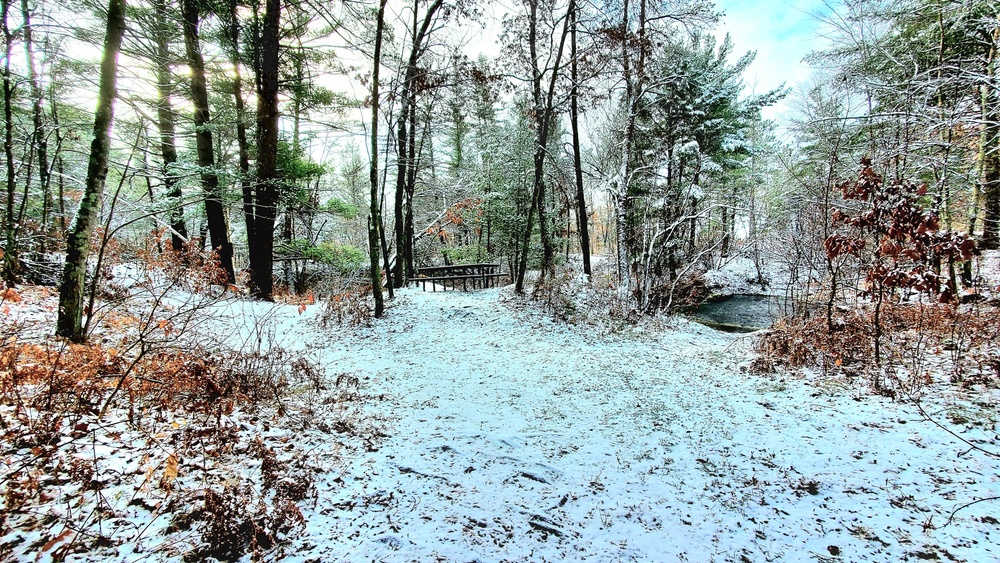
[{"xmin": 688, "ymin": 294, "xmax": 791, "ymax": 333}]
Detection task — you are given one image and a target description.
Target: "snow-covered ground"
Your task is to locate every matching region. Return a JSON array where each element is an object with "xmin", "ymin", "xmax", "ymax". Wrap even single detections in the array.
[
  {"xmin": 2, "ymin": 282, "xmax": 997, "ymax": 562},
  {"xmin": 282, "ymin": 287, "xmax": 998, "ymax": 562}
]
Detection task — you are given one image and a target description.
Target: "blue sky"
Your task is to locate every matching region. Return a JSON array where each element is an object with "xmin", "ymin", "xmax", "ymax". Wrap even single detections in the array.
[{"xmin": 713, "ymin": 0, "xmax": 834, "ymax": 120}]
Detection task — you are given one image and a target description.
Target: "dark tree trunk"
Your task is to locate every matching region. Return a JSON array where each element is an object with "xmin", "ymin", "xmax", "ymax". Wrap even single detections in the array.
[
  {"xmin": 569, "ymin": 3, "xmax": 590, "ymax": 276},
  {"xmin": 391, "ymin": 78, "xmax": 411, "ymax": 287},
  {"xmin": 182, "ymin": 0, "xmax": 235, "ymax": 281},
  {"xmin": 404, "ymin": 92, "xmax": 422, "ymax": 279},
  {"xmin": 2, "ymin": 0, "xmax": 17, "ymax": 285},
  {"xmin": 49, "ymin": 83, "xmax": 67, "ymax": 233},
  {"xmin": 220, "ymin": 0, "xmax": 254, "ymax": 249},
  {"xmin": 249, "ymin": 0, "xmax": 280, "ymax": 299},
  {"xmin": 393, "ymin": 0, "xmax": 443, "ymax": 288},
  {"xmin": 21, "ymin": 0, "xmax": 51, "ymax": 257},
  {"xmin": 154, "ymin": 0, "xmax": 187, "ymax": 251},
  {"xmin": 56, "ymin": 0, "xmax": 126, "ymax": 341},
  {"xmin": 980, "ymin": 24, "xmax": 1000, "ymax": 248},
  {"xmin": 514, "ymin": 0, "xmax": 542, "ymax": 293},
  {"xmin": 404, "ymin": 96, "xmax": 430, "ymax": 279},
  {"xmin": 368, "ymin": 0, "xmax": 388, "ymax": 317},
  {"xmin": 515, "ymin": 0, "xmax": 574, "ymax": 293},
  {"xmin": 720, "ymin": 205, "xmax": 730, "ymax": 256}
]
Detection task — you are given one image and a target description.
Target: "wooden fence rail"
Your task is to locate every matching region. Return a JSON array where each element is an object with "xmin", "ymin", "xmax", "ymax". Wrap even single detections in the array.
[{"xmin": 414, "ymin": 263, "xmax": 508, "ymax": 291}]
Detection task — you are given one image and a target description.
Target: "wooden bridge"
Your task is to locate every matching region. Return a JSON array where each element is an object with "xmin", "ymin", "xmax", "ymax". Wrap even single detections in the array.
[{"xmin": 414, "ymin": 263, "xmax": 508, "ymax": 292}]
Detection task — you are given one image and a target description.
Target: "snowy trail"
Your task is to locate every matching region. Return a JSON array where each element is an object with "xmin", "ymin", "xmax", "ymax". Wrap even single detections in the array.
[{"xmin": 288, "ymin": 288, "xmax": 998, "ymax": 562}]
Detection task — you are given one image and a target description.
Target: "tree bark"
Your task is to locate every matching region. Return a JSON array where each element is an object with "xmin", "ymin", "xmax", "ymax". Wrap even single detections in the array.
[
  {"xmin": 218, "ymin": 0, "xmax": 254, "ymax": 251},
  {"xmin": 2, "ymin": 0, "xmax": 17, "ymax": 285},
  {"xmin": 614, "ymin": 0, "xmax": 646, "ymax": 295},
  {"xmin": 392, "ymin": 0, "xmax": 443, "ymax": 288},
  {"xmin": 368, "ymin": 0, "xmax": 388, "ymax": 317},
  {"xmin": 56, "ymin": 0, "xmax": 126, "ymax": 341},
  {"xmin": 979, "ymin": 20, "xmax": 1000, "ymax": 249},
  {"xmin": 569, "ymin": 2, "xmax": 590, "ymax": 276},
  {"xmin": 21, "ymin": 0, "xmax": 51, "ymax": 256},
  {"xmin": 248, "ymin": 0, "xmax": 280, "ymax": 299},
  {"xmin": 182, "ymin": 0, "xmax": 235, "ymax": 282},
  {"xmin": 515, "ymin": 0, "xmax": 574, "ymax": 293},
  {"xmin": 405, "ymin": 102, "xmax": 433, "ymax": 280},
  {"xmin": 153, "ymin": 0, "xmax": 187, "ymax": 251},
  {"xmin": 48, "ymin": 77, "xmax": 67, "ymax": 233}
]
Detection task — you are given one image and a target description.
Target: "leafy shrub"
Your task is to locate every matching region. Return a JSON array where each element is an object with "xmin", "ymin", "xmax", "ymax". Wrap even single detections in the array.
[
  {"xmin": 314, "ymin": 242, "xmax": 366, "ymax": 275},
  {"xmin": 278, "ymin": 240, "xmax": 366, "ymax": 276},
  {"xmin": 441, "ymin": 244, "xmax": 490, "ymax": 264},
  {"xmin": 321, "ymin": 197, "xmax": 358, "ymax": 219},
  {"xmin": 824, "ymin": 160, "xmax": 976, "ymax": 364}
]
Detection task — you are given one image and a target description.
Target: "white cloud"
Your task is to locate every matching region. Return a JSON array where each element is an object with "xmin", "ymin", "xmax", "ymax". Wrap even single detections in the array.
[{"xmin": 714, "ymin": 0, "xmax": 833, "ymax": 121}]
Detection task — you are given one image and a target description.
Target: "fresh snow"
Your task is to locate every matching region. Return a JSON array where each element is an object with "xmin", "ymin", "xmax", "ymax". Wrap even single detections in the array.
[
  {"xmin": 2, "ymin": 283, "xmax": 997, "ymax": 562},
  {"xmin": 281, "ymin": 287, "xmax": 998, "ymax": 562}
]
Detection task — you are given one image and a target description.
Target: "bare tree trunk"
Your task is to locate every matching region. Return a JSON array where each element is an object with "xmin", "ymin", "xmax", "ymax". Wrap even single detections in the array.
[
  {"xmin": 215, "ymin": 0, "xmax": 255, "ymax": 257},
  {"xmin": 182, "ymin": 0, "xmax": 235, "ymax": 282},
  {"xmin": 48, "ymin": 78, "xmax": 67, "ymax": 234},
  {"xmin": 404, "ymin": 98, "xmax": 421, "ymax": 279},
  {"xmin": 20, "ymin": 0, "xmax": 51, "ymax": 258},
  {"xmin": 515, "ymin": 0, "xmax": 574, "ymax": 293},
  {"xmin": 2, "ymin": 0, "xmax": 17, "ymax": 285},
  {"xmin": 392, "ymin": 0, "xmax": 443, "ymax": 288},
  {"xmin": 368, "ymin": 0, "xmax": 388, "ymax": 317},
  {"xmin": 979, "ymin": 21, "xmax": 1000, "ymax": 249},
  {"xmin": 153, "ymin": 0, "xmax": 187, "ymax": 251},
  {"xmin": 570, "ymin": 3, "xmax": 590, "ymax": 276},
  {"xmin": 614, "ymin": 0, "xmax": 640, "ymax": 293},
  {"xmin": 56, "ymin": 0, "xmax": 126, "ymax": 341},
  {"xmin": 248, "ymin": 0, "xmax": 280, "ymax": 299}
]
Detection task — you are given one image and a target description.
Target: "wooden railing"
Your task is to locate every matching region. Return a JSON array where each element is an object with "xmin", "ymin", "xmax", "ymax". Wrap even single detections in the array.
[{"xmin": 414, "ymin": 263, "xmax": 507, "ymax": 291}]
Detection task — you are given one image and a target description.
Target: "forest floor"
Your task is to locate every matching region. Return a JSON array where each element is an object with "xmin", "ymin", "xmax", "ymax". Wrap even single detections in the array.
[
  {"xmin": 2, "ymin": 274, "xmax": 999, "ymax": 562},
  {"xmin": 284, "ymin": 285, "xmax": 998, "ymax": 562}
]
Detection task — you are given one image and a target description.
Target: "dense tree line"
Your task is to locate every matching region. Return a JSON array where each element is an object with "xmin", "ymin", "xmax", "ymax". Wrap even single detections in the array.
[{"xmin": 0, "ymin": 0, "xmax": 995, "ymax": 340}]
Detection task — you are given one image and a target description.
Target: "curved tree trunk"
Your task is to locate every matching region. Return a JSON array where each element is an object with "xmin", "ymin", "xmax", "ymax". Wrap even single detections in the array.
[{"xmin": 56, "ymin": 0, "xmax": 126, "ymax": 341}]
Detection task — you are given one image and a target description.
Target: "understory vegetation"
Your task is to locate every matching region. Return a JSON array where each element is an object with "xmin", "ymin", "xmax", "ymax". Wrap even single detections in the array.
[
  {"xmin": 1, "ymin": 0, "xmax": 999, "ymax": 558},
  {"xmin": 0, "ymin": 247, "xmax": 384, "ymax": 561}
]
